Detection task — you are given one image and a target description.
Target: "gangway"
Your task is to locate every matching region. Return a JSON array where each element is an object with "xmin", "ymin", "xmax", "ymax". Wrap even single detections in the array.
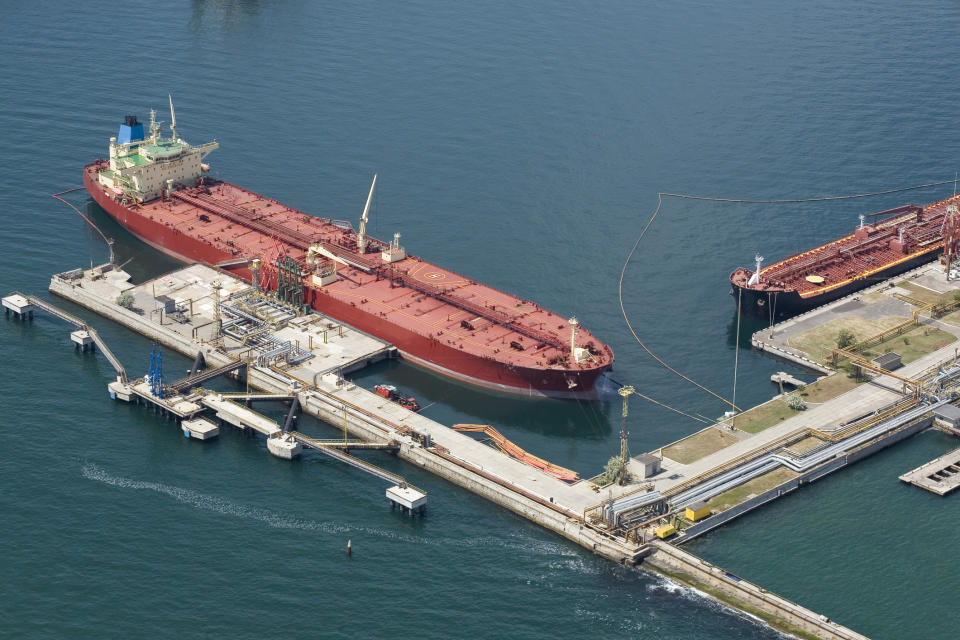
[
  {"xmin": 196, "ymin": 392, "xmax": 412, "ymax": 486},
  {"xmin": 7, "ymin": 292, "xmax": 127, "ymax": 382},
  {"xmin": 292, "ymin": 438, "xmax": 398, "ymax": 451},
  {"xmin": 453, "ymin": 424, "xmax": 580, "ymax": 482},
  {"xmin": 220, "ymin": 392, "xmax": 297, "ymax": 403},
  {"xmin": 289, "ymin": 431, "xmax": 410, "ymax": 485},
  {"xmin": 165, "ymin": 359, "xmax": 247, "ymax": 395}
]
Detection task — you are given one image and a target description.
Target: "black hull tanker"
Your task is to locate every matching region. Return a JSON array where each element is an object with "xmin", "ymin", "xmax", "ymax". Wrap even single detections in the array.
[{"xmin": 730, "ymin": 197, "xmax": 960, "ymax": 319}]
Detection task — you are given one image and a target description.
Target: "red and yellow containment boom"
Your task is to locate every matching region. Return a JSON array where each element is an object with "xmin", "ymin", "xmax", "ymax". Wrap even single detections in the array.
[{"xmin": 452, "ymin": 424, "xmax": 580, "ymax": 482}]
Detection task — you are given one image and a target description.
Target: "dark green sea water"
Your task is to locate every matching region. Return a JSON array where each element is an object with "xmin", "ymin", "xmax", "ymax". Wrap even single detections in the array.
[{"xmin": 2, "ymin": 2, "xmax": 959, "ymax": 638}]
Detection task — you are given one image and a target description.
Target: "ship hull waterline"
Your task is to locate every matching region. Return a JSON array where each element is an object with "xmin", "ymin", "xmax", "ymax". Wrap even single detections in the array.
[
  {"xmin": 84, "ymin": 168, "xmax": 608, "ymax": 399},
  {"xmin": 731, "ymin": 249, "xmax": 940, "ymax": 319}
]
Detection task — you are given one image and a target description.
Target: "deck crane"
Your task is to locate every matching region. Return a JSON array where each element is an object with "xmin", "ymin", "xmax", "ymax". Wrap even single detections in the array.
[{"xmin": 356, "ymin": 173, "xmax": 377, "ymax": 254}]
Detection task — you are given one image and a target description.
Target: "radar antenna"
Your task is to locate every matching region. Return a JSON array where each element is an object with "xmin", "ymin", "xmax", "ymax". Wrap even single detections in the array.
[{"xmin": 149, "ymin": 109, "xmax": 160, "ymax": 141}]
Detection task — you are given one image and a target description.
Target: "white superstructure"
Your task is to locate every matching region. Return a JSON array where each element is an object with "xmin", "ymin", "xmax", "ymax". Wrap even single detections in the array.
[{"xmin": 98, "ymin": 99, "xmax": 218, "ymax": 203}]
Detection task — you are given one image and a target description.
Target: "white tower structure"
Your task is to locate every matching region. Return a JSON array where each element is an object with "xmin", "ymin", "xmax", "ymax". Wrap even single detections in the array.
[
  {"xmin": 569, "ymin": 317, "xmax": 589, "ymax": 364},
  {"xmin": 747, "ymin": 254, "xmax": 763, "ymax": 286}
]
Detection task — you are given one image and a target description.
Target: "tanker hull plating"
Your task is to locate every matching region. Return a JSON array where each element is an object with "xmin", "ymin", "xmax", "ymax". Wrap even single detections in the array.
[
  {"xmin": 731, "ymin": 249, "xmax": 937, "ymax": 319},
  {"xmin": 731, "ymin": 197, "xmax": 960, "ymax": 319},
  {"xmin": 85, "ymin": 156, "xmax": 612, "ymax": 399}
]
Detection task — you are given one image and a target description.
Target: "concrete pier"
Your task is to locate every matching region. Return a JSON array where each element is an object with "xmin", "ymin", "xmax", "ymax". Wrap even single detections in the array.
[
  {"xmin": 266, "ymin": 433, "xmax": 302, "ymax": 459},
  {"xmin": 387, "ymin": 484, "xmax": 427, "ymax": 516},
  {"xmin": 41, "ymin": 261, "xmax": 909, "ymax": 640},
  {"xmin": 770, "ymin": 371, "xmax": 805, "ymax": 390},
  {"xmin": 203, "ymin": 393, "xmax": 281, "ymax": 437},
  {"xmin": 182, "ymin": 417, "xmax": 219, "ymax": 440},
  {"xmin": 2, "ymin": 293, "xmax": 34, "ymax": 319},
  {"xmin": 70, "ymin": 329, "xmax": 95, "ymax": 351},
  {"xmin": 899, "ymin": 447, "xmax": 960, "ymax": 495},
  {"xmin": 47, "ymin": 263, "xmax": 638, "ymax": 559}
]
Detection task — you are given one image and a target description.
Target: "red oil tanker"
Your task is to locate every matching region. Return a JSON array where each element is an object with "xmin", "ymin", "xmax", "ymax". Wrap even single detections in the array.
[
  {"xmin": 730, "ymin": 197, "xmax": 960, "ymax": 318},
  {"xmin": 84, "ymin": 101, "xmax": 613, "ymax": 398}
]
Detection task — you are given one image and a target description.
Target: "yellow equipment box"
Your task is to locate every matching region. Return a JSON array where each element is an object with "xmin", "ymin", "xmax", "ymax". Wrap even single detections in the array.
[{"xmin": 685, "ymin": 501, "xmax": 711, "ymax": 522}]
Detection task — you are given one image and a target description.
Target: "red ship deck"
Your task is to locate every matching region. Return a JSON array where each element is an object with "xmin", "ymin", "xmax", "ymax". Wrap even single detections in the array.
[
  {"xmin": 85, "ymin": 161, "xmax": 613, "ymax": 396},
  {"xmin": 731, "ymin": 195, "xmax": 960, "ymax": 299}
]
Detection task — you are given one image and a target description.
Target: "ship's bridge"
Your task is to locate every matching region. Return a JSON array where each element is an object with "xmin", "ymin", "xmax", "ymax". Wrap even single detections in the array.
[{"xmin": 140, "ymin": 140, "xmax": 190, "ymax": 162}]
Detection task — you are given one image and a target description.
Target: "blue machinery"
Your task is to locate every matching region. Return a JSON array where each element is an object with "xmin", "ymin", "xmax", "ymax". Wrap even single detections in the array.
[{"xmin": 147, "ymin": 344, "xmax": 164, "ymax": 398}]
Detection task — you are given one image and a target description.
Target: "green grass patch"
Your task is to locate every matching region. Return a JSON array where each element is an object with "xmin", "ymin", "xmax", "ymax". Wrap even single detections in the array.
[
  {"xmin": 729, "ymin": 398, "xmax": 796, "ymax": 434},
  {"xmin": 935, "ymin": 308, "xmax": 960, "ymax": 328},
  {"xmin": 661, "ymin": 427, "xmax": 740, "ymax": 465},
  {"xmin": 796, "ymin": 372, "xmax": 861, "ymax": 403},
  {"xmin": 732, "ymin": 374, "xmax": 860, "ymax": 435},
  {"xmin": 896, "ymin": 281, "xmax": 960, "ymax": 305},
  {"xmin": 788, "ymin": 315, "xmax": 908, "ymax": 363},
  {"xmin": 707, "ymin": 467, "xmax": 798, "ymax": 512},
  {"xmin": 858, "ymin": 325, "xmax": 956, "ymax": 364}
]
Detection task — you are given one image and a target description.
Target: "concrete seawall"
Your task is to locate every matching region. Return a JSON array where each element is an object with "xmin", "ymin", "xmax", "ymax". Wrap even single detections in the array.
[
  {"xmin": 45, "ymin": 271, "xmax": 876, "ymax": 638},
  {"xmin": 645, "ymin": 541, "xmax": 869, "ymax": 640},
  {"xmin": 678, "ymin": 415, "xmax": 933, "ymax": 541},
  {"xmin": 49, "ymin": 275, "xmax": 640, "ymax": 565}
]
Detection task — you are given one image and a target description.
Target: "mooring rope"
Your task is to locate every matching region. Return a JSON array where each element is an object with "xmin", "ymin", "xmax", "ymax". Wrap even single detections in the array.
[
  {"xmin": 52, "ymin": 188, "xmax": 115, "ymax": 262},
  {"xmin": 619, "ymin": 178, "xmax": 956, "ymax": 416},
  {"xmin": 732, "ymin": 286, "xmax": 742, "ymax": 427}
]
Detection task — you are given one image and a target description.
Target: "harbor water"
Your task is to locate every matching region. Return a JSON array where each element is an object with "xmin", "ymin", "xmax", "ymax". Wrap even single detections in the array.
[{"xmin": 2, "ymin": 2, "xmax": 959, "ymax": 638}]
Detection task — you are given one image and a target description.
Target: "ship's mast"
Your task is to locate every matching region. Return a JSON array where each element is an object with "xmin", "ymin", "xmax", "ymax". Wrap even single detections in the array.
[
  {"xmin": 357, "ymin": 173, "xmax": 377, "ymax": 254},
  {"xmin": 569, "ymin": 317, "xmax": 579, "ymax": 359},
  {"xmin": 168, "ymin": 94, "xmax": 178, "ymax": 141},
  {"xmin": 149, "ymin": 109, "xmax": 160, "ymax": 142}
]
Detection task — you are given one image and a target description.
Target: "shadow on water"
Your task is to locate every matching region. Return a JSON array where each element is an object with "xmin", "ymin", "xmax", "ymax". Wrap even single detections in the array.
[
  {"xmin": 191, "ymin": 0, "xmax": 263, "ymax": 26},
  {"xmin": 84, "ymin": 200, "xmax": 183, "ymax": 283},
  {"xmin": 350, "ymin": 358, "xmax": 615, "ymax": 440},
  {"xmin": 76, "ymin": 197, "xmax": 615, "ymax": 441},
  {"xmin": 726, "ymin": 303, "xmax": 823, "ymax": 385},
  {"xmin": 726, "ymin": 307, "xmax": 769, "ymax": 349}
]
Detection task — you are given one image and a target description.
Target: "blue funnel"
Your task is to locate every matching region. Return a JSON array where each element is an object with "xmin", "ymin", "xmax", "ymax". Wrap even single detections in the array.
[{"xmin": 118, "ymin": 115, "xmax": 144, "ymax": 145}]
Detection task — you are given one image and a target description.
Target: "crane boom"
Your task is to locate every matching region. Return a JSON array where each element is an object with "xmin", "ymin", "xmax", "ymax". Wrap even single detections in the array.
[{"xmin": 357, "ymin": 173, "xmax": 377, "ymax": 254}]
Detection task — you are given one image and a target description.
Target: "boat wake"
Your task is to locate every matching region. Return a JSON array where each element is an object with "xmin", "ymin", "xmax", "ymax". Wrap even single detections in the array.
[
  {"xmin": 80, "ymin": 462, "xmax": 576, "ymax": 557},
  {"xmin": 645, "ymin": 572, "xmax": 793, "ymax": 638}
]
